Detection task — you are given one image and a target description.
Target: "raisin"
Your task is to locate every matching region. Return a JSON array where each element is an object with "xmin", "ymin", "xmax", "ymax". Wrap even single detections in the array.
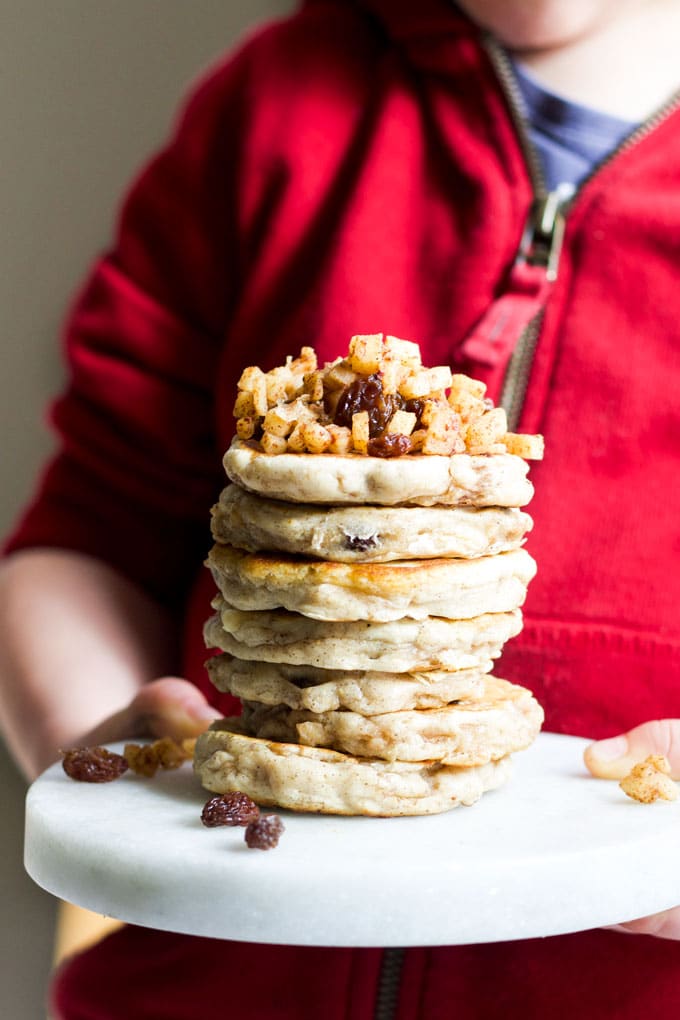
[
  {"xmin": 244, "ymin": 814, "xmax": 285, "ymax": 850},
  {"xmin": 344, "ymin": 533, "xmax": 378, "ymax": 551},
  {"xmin": 333, "ymin": 374, "xmax": 402, "ymax": 437},
  {"xmin": 201, "ymin": 792, "xmax": 261, "ymax": 827},
  {"xmin": 61, "ymin": 746, "xmax": 129, "ymax": 783},
  {"xmin": 403, "ymin": 398, "xmax": 425, "ymax": 427},
  {"xmin": 367, "ymin": 434, "xmax": 411, "ymax": 458}
]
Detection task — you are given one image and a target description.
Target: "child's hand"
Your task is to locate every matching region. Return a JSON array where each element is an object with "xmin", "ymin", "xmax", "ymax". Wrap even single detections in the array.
[
  {"xmin": 584, "ymin": 719, "xmax": 680, "ymax": 782},
  {"xmin": 585, "ymin": 719, "xmax": 680, "ymax": 939},
  {"xmin": 76, "ymin": 676, "xmax": 219, "ymax": 748}
]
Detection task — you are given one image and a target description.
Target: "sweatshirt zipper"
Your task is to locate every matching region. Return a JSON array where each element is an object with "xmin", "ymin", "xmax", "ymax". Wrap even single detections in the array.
[
  {"xmin": 481, "ymin": 34, "xmax": 680, "ymax": 428},
  {"xmin": 374, "ymin": 948, "xmax": 405, "ymax": 1020}
]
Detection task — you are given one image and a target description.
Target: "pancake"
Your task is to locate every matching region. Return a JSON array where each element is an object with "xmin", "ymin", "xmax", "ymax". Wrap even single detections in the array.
[
  {"xmin": 206, "ymin": 654, "xmax": 486, "ymax": 715},
  {"xmin": 211, "ymin": 484, "xmax": 533, "ymax": 562},
  {"xmin": 204, "ymin": 602, "xmax": 522, "ymax": 672},
  {"xmin": 206, "ymin": 545, "xmax": 536, "ymax": 623},
  {"xmin": 241, "ymin": 676, "xmax": 544, "ymax": 765},
  {"xmin": 223, "ymin": 438, "xmax": 534, "ymax": 507},
  {"xmin": 193, "ymin": 720, "xmax": 513, "ymax": 816}
]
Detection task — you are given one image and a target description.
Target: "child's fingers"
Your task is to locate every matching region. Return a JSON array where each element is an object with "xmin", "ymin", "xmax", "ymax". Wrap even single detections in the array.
[
  {"xmin": 77, "ymin": 677, "xmax": 219, "ymax": 747},
  {"xmin": 584, "ymin": 719, "xmax": 680, "ymax": 780},
  {"xmin": 129, "ymin": 676, "xmax": 220, "ymax": 740},
  {"xmin": 607, "ymin": 907, "xmax": 680, "ymax": 941}
]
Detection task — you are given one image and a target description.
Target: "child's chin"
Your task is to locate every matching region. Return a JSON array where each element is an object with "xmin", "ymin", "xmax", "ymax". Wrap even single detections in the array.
[{"xmin": 457, "ymin": 0, "xmax": 613, "ymax": 53}]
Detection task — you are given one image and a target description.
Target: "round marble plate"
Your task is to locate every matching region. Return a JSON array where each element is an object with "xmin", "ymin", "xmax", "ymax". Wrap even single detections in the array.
[{"xmin": 24, "ymin": 732, "xmax": 680, "ymax": 947}]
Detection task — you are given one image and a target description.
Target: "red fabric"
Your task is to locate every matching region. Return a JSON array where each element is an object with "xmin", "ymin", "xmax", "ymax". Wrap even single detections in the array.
[
  {"xmin": 459, "ymin": 262, "xmax": 553, "ymax": 369},
  {"xmin": 400, "ymin": 931, "xmax": 680, "ymax": 1020},
  {"xmin": 6, "ymin": 0, "xmax": 680, "ymax": 1016},
  {"xmin": 49, "ymin": 928, "xmax": 383, "ymax": 1020}
]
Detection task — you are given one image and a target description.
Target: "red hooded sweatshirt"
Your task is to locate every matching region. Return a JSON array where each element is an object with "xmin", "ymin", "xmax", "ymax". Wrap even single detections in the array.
[{"xmin": 6, "ymin": 1, "xmax": 680, "ymax": 1017}]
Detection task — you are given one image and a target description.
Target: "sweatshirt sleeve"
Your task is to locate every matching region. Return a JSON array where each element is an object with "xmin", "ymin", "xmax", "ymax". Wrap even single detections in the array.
[{"xmin": 3, "ymin": 39, "xmax": 256, "ymax": 607}]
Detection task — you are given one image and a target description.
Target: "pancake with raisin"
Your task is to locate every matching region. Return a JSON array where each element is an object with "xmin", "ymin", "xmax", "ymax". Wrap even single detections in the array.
[{"xmin": 211, "ymin": 484, "xmax": 533, "ymax": 562}]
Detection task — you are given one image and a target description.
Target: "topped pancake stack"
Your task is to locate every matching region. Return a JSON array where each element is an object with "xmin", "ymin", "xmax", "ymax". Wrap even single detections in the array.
[{"xmin": 194, "ymin": 334, "xmax": 544, "ymax": 815}]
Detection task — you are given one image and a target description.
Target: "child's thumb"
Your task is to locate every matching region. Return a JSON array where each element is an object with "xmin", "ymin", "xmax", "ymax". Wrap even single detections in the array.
[
  {"xmin": 79, "ymin": 677, "xmax": 219, "ymax": 748},
  {"xmin": 584, "ymin": 719, "xmax": 680, "ymax": 780},
  {"xmin": 130, "ymin": 676, "xmax": 219, "ymax": 740}
]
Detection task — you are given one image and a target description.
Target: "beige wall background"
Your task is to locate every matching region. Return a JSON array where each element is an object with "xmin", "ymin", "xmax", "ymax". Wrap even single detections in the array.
[{"xmin": 1, "ymin": 2, "xmax": 293, "ymax": 1016}]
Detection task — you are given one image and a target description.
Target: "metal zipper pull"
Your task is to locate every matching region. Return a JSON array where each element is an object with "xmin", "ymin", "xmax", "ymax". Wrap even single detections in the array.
[
  {"xmin": 517, "ymin": 183, "xmax": 574, "ymax": 282},
  {"xmin": 457, "ymin": 185, "xmax": 572, "ymax": 375},
  {"xmin": 498, "ymin": 184, "xmax": 573, "ymax": 427}
]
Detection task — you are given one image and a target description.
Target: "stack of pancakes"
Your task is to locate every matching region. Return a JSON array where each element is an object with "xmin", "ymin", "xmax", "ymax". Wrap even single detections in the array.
[{"xmin": 194, "ymin": 338, "xmax": 544, "ymax": 816}]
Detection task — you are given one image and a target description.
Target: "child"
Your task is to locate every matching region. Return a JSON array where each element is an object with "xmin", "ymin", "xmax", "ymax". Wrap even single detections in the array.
[{"xmin": 2, "ymin": 1, "xmax": 680, "ymax": 1016}]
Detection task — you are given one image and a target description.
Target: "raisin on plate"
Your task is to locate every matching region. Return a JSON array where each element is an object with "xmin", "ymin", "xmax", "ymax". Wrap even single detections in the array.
[
  {"xmin": 61, "ymin": 746, "xmax": 129, "ymax": 783},
  {"xmin": 244, "ymin": 814, "xmax": 285, "ymax": 850},
  {"xmin": 201, "ymin": 792, "xmax": 261, "ymax": 827}
]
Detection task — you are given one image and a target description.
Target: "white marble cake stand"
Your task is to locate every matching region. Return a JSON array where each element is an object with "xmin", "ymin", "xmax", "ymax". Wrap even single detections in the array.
[{"xmin": 24, "ymin": 732, "xmax": 680, "ymax": 947}]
